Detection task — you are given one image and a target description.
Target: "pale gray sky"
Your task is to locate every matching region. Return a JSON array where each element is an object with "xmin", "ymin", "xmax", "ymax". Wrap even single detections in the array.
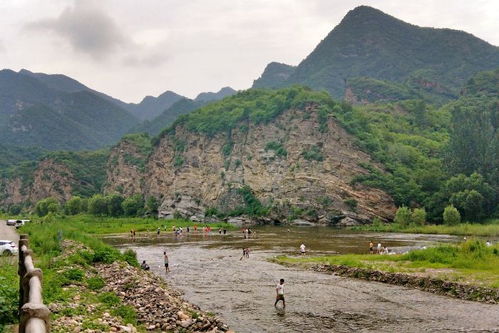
[{"xmin": 1, "ymin": 0, "xmax": 497, "ymax": 102}]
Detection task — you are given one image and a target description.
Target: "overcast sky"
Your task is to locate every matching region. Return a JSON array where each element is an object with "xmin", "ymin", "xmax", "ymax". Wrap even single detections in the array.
[{"xmin": 1, "ymin": 0, "xmax": 497, "ymax": 103}]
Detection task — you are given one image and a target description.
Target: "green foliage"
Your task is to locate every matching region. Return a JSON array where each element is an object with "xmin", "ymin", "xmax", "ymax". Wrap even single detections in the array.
[
  {"xmin": 112, "ymin": 305, "xmax": 138, "ymax": 325},
  {"xmin": 86, "ymin": 277, "xmax": 105, "ymax": 291},
  {"xmin": 344, "ymin": 198, "xmax": 358, "ymax": 210},
  {"xmin": 88, "ymin": 194, "xmax": 108, "ymax": 216},
  {"xmin": 47, "ymin": 150, "xmax": 109, "ymax": 198},
  {"xmin": 159, "ymin": 86, "xmax": 333, "ymax": 138},
  {"xmin": 65, "ymin": 196, "xmax": 85, "ymax": 215},
  {"xmin": 411, "ymin": 208, "xmax": 427, "ymax": 225},
  {"xmin": 394, "ymin": 206, "xmax": 412, "ymax": 226},
  {"xmin": 106, "ymin": 194, "xmax": 124, "ymax": 217},
  {"xmin": 122, "ymin": 194, "xmax": 144, "ymax": 217},
  {"xmin": 98, "ymin": 292, "xmax": 121, "ymax": 306},
  {"xmin": 122, "ymin": 249, "xmax": 139, "ymax": 267},
  {"xmin": 0, "ymin": 261, "xmax": 18, "ymax": 330},
  {"xmin": 301, "ymin": 145, "xmax": 324, "ymax": 161},
  {"xmin": 443, "ymin": 205, "xmax": 461, "ymax": 225},
  {"xmin": 256, "ymin": 6, "xmax": 499, "ymax": 102},
  {"xmin": 265, "ymin": 141, "xmax": 288, "ymax": 157},
  {"xmin": 63, "ymin": 268, "xmax": 85, "ymax": 282},
  {"xmin": 35, "ymin": 197, "xmax": 60, "ymax": 216},
  {"xmin": 145, "ymin": 196, "xmax": 159, "ymax": 216}
]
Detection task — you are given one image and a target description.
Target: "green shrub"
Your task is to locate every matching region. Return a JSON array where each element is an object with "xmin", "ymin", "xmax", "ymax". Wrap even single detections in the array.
[
  {"xmin": 411, "ymin": 208, "xmax": 427, "ymax": 225},
  {"xmin": 344, "ymin": 198, "xmax": 358, "ymax": 210},
  {"xmin": 63, "ymin": 268, "xmax": 84, "ymax": 282},
  {"xmin": 98, "ymin": 292, "xmax": 121, "ymax": 306},
  {"xmin": 394, "ymin": 206, "xmax": 412, "ymax": 226},
  {"xmin": 35, "ymin": 197, "xmax": 60, "ymax": 217},
  {"xmin": 122, "ymin": 249, "xmax": 139, "ymax": 267},
  {"xmin": 87, "ymin": 277, "xmax": 105, "ymax": 291},
  {"xmin": 265, "ymin": 141, "xmax": 288, "ymax": 157},
  {"xmin": 122, "ymin": 194, "xmax": 144, "ymax": 217},
  {"xmin": 92, "ymin": 248, "xmax": 120, "ymax": 264},
  {"xmin": 112, "ymin": 305, "xmax": 137, "ymax": 325},
  {"xmin": 443, "ymin": 205, "xmax": 461, "ymax": 225},
  {"xmin": 301, "ymin": 145, "xmax": 324, "ymax": 161}
]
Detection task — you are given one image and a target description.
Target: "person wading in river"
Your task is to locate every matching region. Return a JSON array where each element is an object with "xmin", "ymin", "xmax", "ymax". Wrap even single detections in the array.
[
  {"xmin": 300, "ymin": 243, "xmax": 306, "ymax": 255},
  {"xmin": 274, "ymin": 279, "xmax": 285, "ymax": 308},
  {"xmin": 163, "ymin": 251, "xmax": 169, "ymax": 273}
]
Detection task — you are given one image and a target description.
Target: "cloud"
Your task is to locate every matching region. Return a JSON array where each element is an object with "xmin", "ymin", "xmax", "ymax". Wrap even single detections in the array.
[
  {"xmin": 25, "ymin": 1, "xmax": 128, "ymax": 59},
  {"xmin": 0, "ymin": 40, "xmax": 5, "ymax": 53}
]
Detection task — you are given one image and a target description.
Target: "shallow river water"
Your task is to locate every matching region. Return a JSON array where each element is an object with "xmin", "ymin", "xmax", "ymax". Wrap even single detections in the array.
[{"xmin": 105, "ymin": 227, "xmax": 499, "ymax": 332}]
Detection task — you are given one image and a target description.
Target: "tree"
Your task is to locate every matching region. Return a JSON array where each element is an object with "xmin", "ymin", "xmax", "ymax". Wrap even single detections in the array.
[
  {"xmin": 443, "ymin": 205, "xmax": 461, "ymax": 225},
  {"xmin": 65, "ymin": 196, "xmax": 83, "ymax": 215},
  {"xmin": 106, "ymin": 194, "xmax": 124, "ymax": 217},
  {"xmin": 122, "ymin": 194, "xmax": 144, "ymax": 216},
  {"xmin": 394, "ymin": 206, "xmax": 412, "ymax": 226},
  {"xmin": 411, "ymin": 208, "xmax": 426, "ymax": 225},
  {"xmin": 88, "ymin": 194, "xmax": 108, "ymax": 216},
  {"xmin": 35, "ymin": 197, "xmax": 60, "ymax": 217},
  {"xmin": 145, "ymin": 196, "xmax": 160, "ymax": 216}
]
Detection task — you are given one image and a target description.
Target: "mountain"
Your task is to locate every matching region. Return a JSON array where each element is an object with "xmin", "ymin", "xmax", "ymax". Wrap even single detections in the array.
[
  {"xmin": 253, "ymin": 6, "xmax": 499, "ymax": 102},
  {"xmin": 127, "ymin": 91, "xmax": 185, "ymax": 121},
  {"xmin": 132, "ymin": 87, "xmax": 237, "ymax": 136},
  {"xmin": 253, "ymin": 62, "xmax": 296, "ymax": 89},
  {"xmin": 132, "ymin": 98, "xmax": 206, "ymax": 136},
  {"xmin": 105, "ymin": 86, "xmax": 396, "ymax": 224},
  {"xmin": 0, "ymin": 69, "xmax": 139, "ymax": 151},
  {"xmin": 195, "ymin": 87, "xmax": 237, "ymax": 102}
]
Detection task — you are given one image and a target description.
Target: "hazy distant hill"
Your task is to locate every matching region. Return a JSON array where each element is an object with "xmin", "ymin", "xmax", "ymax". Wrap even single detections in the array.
[
  {"xmin": 253, "ymin": 6, "xmax": 499, "ymax": 102},
  {"xmin": 127, "ymin": 91, "xmax": 185, "ymax": 121},
  {"xmin": 133, "ymin": 87, "xmax": 237, "ymax": 136},
  {"xmin": 0, "ymin": 69, "xmax": 139, "ymax": 150},
  {"xmin": 195, "ymin": 87, "xmax": 237, "ymax": 102},
  {"xmin": 132, "ymin": 98, "xmax": 206, "ymax": 136}
]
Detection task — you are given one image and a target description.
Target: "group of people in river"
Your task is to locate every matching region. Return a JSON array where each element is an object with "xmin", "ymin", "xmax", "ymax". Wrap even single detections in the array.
[{"xmin": 369, "ymin": 241, "xmax": 393, "ymax": 254}]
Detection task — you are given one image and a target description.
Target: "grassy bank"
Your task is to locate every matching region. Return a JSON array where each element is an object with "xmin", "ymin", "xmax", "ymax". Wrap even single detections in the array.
[
  {"xmin": 349, "ymin": 220, "xmax": 499, "ymax": 237},
  {"xmin": 275, "ymin": 240, "xmax": 499, "ymax": 288},
  {"xmin": 0, "ymin": 218, "xmax": 145, "ymax": 332},
  {"xmin": 19, "ymin": 214, "xmax": 234, "ymax": 235}
]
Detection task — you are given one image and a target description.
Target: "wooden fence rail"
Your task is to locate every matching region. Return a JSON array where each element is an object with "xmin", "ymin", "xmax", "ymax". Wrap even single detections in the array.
[{"xmin": 18, "ymin": 234, "xmax": 50, "ymax": 333}]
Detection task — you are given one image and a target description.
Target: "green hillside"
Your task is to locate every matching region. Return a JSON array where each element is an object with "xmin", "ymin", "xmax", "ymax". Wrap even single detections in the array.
[{"xmin": 254, "ymin": 6, "xmax": 499, "ymax": 102}]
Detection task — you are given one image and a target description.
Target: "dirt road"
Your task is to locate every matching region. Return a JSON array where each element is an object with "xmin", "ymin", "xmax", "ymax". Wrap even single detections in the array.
[{"xmin": 0, "ymin": 220, "xmax": 19, "ymax": 242}]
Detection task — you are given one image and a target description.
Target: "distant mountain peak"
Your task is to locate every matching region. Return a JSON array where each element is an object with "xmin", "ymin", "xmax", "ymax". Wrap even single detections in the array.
[{"xmin": 195, "ymin": 87, "xmax": 236, "ymax": 102}]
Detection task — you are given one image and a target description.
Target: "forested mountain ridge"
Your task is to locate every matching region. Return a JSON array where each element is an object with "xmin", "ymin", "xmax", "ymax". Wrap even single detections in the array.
[{"xmin": 253, "ymin": 6, "xmax": 499, "ymax": 103}]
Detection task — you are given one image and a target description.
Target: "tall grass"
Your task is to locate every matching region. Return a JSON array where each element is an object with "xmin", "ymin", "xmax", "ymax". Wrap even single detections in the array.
[
  {"xmin": 350, "ymin": 220, "xmax": 499, "ymax": 237},
  {"xmin": 276, "ymin": 240, "xmax": 499, "ymax": 287}
]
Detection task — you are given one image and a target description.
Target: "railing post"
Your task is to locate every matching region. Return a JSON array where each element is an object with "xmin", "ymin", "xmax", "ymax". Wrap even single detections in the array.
[
  {"xmin": 17, "ymin": 235, "xmax": 50, "ymax": 333},
  {"xmin": 18, "ymin": 235, "xmax": 28, "ymax": 314}
]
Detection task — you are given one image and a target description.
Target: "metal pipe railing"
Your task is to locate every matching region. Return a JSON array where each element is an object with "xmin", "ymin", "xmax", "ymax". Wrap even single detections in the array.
[{"xmin": 18, "ymin": 234, "xmax": 50, "ymax": 333}]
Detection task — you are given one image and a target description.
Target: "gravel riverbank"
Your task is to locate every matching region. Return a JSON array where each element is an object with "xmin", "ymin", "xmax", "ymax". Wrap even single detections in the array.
[{"xmin": 312, "ymin": 264, "xmax": 499, "ymax": 303}]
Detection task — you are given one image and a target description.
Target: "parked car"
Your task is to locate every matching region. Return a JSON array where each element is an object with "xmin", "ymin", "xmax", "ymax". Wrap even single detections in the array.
[
  {"xmin": 0, "ymin": 240, "xmax": 18, "ymax": 256},
  {"xmin": 15, "ymin": 219, "xmax": 30, "ymax": 229},
  {"xmin": 6, "ymin": 219, "xmax": 17, "ymax": 226}
]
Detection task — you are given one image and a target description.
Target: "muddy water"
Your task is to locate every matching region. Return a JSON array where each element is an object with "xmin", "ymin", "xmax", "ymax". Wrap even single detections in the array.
[{"xmin": 105, "ymin": 227, "xmax": 499, "ymax": 332}]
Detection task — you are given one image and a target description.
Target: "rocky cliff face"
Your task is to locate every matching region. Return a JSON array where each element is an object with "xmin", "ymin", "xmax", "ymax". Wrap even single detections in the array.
[
  {"xmin": 105, "ymin": 141, "xmax": 146, "ymax": 197},
  {"xmin": 0, "ymin": 159, "xmax": 75, "ymax": 206},
  {"xmin": 110, "ymin": 104, "xmax": 396, "ymax": 225}
]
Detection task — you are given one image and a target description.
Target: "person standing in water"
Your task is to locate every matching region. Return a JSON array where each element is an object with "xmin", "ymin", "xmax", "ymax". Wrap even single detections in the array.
[
  {"xmin": 157, "ymin": 227, "xmax": 160, "ymax": 236},
  {"xmin": 164, "ymin": 251, "xmax": 169, "ymax": 273},
  {"xmin": 300, "ymin": 243, "xmax": 306, "ymax": 255},
  {"xmin": 369, "ymin": 241, "xmax": 374, "ymax": 254},
  {"xmin": 274, "ymin": 279, "xmax": 285, "ymax": 308}
]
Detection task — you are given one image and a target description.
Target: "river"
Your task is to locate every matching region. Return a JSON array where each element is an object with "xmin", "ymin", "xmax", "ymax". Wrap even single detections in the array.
[{"xmin": 104, "ymin": 226, "xmax": 499, "ymax": 332}]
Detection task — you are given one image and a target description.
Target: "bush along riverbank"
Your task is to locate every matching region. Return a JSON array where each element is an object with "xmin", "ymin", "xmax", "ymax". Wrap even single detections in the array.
[
  {"xmin": 274, "ymin": 240, "xmax": 499, "ymax": 303},
  {"xmin": 2, "ymin": 220, "xmax": 230, "ymax": 332}
]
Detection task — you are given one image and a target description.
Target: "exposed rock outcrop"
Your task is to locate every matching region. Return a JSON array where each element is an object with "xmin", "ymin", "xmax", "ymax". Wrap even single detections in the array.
[
  {"xmin": 0, "ymin": 158, "xmax": 75, "ymax": 206},
  {"xmin": 108, "ymin": 104, "xmax": 396, "ymax": 225}
]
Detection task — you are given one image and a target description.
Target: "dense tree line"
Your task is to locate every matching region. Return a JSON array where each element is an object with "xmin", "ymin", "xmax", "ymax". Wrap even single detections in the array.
[{"xmin": 34, "ymin": 194, "xmax": 159, "ymax": 218}]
